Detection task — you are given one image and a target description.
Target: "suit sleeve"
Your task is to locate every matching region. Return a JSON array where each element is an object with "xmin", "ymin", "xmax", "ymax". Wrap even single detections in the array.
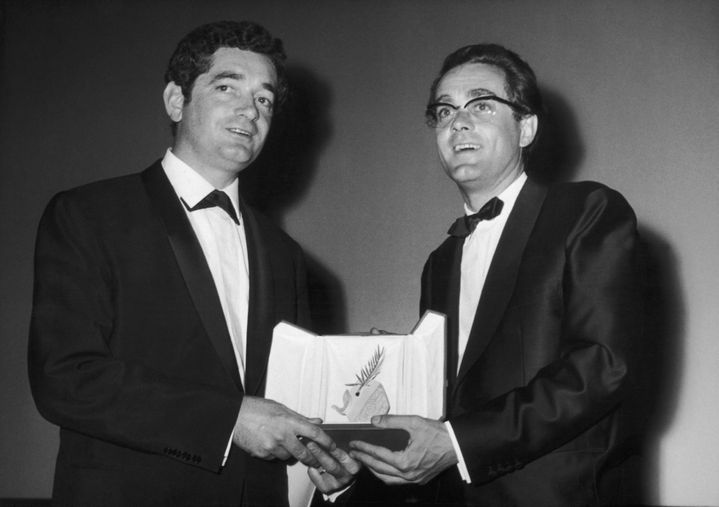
[
  {"xmin": 447, "ymin": 188, "xmax": 644, "ymax": 484},
  {"xmin": 28, "ymin": 192, "xmax": 241, "ymax": 472}
]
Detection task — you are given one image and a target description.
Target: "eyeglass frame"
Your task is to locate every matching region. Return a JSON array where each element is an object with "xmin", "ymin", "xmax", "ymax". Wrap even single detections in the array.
[{"xmin": 425, "ymin": 94, "xmax": 533, "ymax": 128}]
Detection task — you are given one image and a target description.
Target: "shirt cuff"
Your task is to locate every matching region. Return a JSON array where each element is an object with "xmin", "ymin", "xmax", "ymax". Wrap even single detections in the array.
[
  {"xmin": 444, "ymin": 421, "xmax": 471, "ymax": 483},
  {"xmin": 323, "ymin": 484, "xmax": 352, "ymax": 503}
]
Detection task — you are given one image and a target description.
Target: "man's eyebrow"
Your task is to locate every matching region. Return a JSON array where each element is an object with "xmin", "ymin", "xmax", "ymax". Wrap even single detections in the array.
[
  {"xmin": 260, "ymin": 82, "xmax": 277, "ymax": 95},
  {"xmin": 468, "ymin": 87, "xmax": 497, "ymax": 98},
  {"xmin": 210, "ymin": 71, "xmax": 242, "ymax": 82},
  {"xmin": 432, "ymin": 94, "xmax": 454, "ymax": 104},
  {"xmin": 433, "ymin": 88, "xmax": 497, "ymax": 104}
]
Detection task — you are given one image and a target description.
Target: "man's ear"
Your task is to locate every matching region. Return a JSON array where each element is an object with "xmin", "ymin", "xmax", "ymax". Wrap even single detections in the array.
[
  {"xmin": 163, "ymin": 82, "xmax": 185, "ymax": 122},
  {"xmin": 519, "ymin": 114, "xmax": 538, "ymax": 148}
]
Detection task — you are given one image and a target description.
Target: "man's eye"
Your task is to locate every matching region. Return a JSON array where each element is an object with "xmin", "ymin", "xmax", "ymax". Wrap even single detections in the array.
[
  {"xmin": 470, "ymin": 100, "xmax": 494, "ymax": 114},
  {"xmin": 216, "ymin": 85, "xmax": 231, "ymax": 92},
  {"xmin": 256, "ymin": 96, "xmax": 274, "ymax": 110},
  {"xmin": 435, "ymin": 106, "xmax": 453, "ymax": 119}
]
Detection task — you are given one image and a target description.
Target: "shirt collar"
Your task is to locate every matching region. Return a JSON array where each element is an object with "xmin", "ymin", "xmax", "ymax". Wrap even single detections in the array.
[
  {"xmin": 463, "ymin": 171, "xmax": 527, "ymax": 218},
  {"xmin": 161, "ymin": 149, "xmax": 241, "ymax": 216}
]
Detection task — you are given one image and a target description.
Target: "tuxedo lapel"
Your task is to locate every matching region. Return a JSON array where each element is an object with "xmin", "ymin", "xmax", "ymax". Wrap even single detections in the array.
[
  {"xmin": 428, "ymin": 237, "xmax": 464, "ymax": 393},
  {"xmin": 141, "ymin": 163, "xmax": 243, "ymax": 391},
  {"xmin": 237, "ymin": 195, "xmax": 275, "ymax": 397},
  {"xmin": 456, "ymin": 179, "xmax": 547, "ymax": 384}
]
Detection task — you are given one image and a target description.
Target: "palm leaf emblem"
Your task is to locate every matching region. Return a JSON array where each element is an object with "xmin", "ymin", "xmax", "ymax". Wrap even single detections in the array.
[{"xmin": 346, "ymin": 346, "xmax": 385, "ymax": 390}]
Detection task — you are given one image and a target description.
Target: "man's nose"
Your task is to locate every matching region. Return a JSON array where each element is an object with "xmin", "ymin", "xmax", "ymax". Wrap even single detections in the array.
[
  {"xmin": 450, "ymin": 109, "xmax": 473, "ymax": 131},
  {"xmin": 234, "ymin": 98, "xmax": 258, "ymax": 120}
]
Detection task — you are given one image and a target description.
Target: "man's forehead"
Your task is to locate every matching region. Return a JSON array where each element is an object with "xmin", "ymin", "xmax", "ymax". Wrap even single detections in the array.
[
  {"xmin": 436, "ymin": 62, "xmax": 507, "ymax": 99},
  {"xmin": 206, "ymin": 47, "xmax": 277, "ymax": 84}
]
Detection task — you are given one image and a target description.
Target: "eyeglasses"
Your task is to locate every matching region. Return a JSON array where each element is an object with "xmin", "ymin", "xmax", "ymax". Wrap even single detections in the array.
[{"xmin": 425, "ymin": 95, "xmax": 531, "ymax": 128}]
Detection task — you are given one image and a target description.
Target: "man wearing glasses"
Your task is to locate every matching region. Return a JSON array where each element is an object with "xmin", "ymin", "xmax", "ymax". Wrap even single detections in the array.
[{"xmin": 349, "ymin": 44, "xmax": 645, "ymax": 506}]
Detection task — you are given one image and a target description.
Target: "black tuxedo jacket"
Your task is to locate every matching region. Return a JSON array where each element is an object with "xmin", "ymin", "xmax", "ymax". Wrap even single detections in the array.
[
  {"xmin": 29, "ymin": 161, "xmax": 310, "ymax": 506},
  {"xmin": 418, "ymin": 178, "xmax": 645, "ymax": 506}
]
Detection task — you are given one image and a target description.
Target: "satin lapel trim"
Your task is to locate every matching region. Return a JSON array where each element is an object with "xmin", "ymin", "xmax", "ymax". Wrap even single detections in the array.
[
  {"xmin": 432, "ymin": 238, "xmax": 463, "ymax": 331},
  {"xmin": 237, "ymin": 196, "xmax": 275, "ymax": 396},
  {"xmin": 141, "ymin": 163, "xmax": 243, "ymax": 391},
  {"xmin": 423, "ymin": 236, "xmax": 464, "ymax": 402},
  {"xmin": 456, "ymin": 179, "xmax": 547, "ymax": 384},
  {"xmin": 436, "ymin": 239, "xmax": 464, "ymax": 392}
]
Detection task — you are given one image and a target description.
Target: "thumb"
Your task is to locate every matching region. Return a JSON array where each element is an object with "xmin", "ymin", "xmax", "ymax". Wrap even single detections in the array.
[
  {"xmin": 371, "ymin": 414, "xmax": 412, "ymax": 429},
  {"xmin": 370, "ymin": 415, "xmax": 386, "ymax": 428}
]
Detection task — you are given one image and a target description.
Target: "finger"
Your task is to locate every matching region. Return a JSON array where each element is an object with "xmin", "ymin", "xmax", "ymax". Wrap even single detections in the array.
[
  {"xmin": 307, "ymin": 442, "xmax": 362, "ymax": 480},
  {"xmin": 307, "ymin": 466, "xmax": 334, "ymax": 492},
  {"xmin": 296, "ymin": 423, "xmax": 336, "ymax": 452},
  {"xmin": 307, "ymin": 465, "xmax": 345, "ymax": 493},
  {"xmin": 364, "ymin": 467, "xmax": 412, "ymax": 486},
  {"xmin": 285, "ymin": 435, "xmax": 321, "ymax": 468},
  {"xmin": 349, "ymin": 449, "xmax": 403, "ymax": 478},
  {"xmin": 330, "ymin": 447, "xmax": 361, "ymax": 475},
  {"xmin": 306, "ymin": 441, "xmax": 344, "ymax": 477},
  {"xmin": 370, "ymin": 414, "xmax": 415, "ymax": 430},
  {"xmin": 349, "ymin": 440, "xmax": 399, "ymax": 465}
]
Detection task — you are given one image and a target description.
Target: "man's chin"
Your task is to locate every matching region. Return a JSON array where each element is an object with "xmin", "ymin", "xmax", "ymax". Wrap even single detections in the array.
[
  {"xmin": 221, "ymin": 146, "xmax": 257, "ymax": 169},
  {"xmin": 444, "ymin": 165, "xmax": 485, "ymax": 185}
]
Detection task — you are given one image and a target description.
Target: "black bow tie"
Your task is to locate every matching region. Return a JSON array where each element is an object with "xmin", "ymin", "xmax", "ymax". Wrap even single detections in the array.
[
  {"xmin": 447, "ymin": 197, "xmax": 504, "ymax": 237},
  {"xmin": 183, "ymin": 190, "xmax": 239, "ymax": 225}
]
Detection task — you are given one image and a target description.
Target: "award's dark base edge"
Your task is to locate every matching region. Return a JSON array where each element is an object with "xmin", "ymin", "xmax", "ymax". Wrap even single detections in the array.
[{"xmin": 321, "ymin": 424, "xmax": 410, "ymax": 452}]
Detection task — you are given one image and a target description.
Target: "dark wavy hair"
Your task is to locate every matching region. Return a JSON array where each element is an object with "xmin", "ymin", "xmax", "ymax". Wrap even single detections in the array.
[
  {"xmin": 426, "ymin": 44, "xmax": 543, "ymax": 160},
  {"xmin": 164, "ymin": 20, "xmax": 288, "ymax": 109}
]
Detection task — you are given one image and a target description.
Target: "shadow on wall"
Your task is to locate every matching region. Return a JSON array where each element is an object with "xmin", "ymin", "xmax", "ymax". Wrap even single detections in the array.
[
  {"xmin": 239, "ymin": 65, "xmax": 346, "ymax": 334},
  {"xmin": 526, "ymin": 87, "xmax": 584, "ymax": 184},
  {"xmin": 530, "ymin": 87, "xmax": 684, "ymax": 504},
  {"xmin": 239, "ymin": 64, "xmax": 333, "ymax": 219},
  {"xmin": 637, "ymin": 229, "xmax": 685, "ymax": 503}
]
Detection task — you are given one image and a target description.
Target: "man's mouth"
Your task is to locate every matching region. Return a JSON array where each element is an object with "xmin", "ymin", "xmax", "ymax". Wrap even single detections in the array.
[
  {"xmin": 227, "ymin": 127, "xmax": 253, "ymax": 138},
  {"xmin": 453, "ymin": 143, "xmax": 480, "ymax": 153}
]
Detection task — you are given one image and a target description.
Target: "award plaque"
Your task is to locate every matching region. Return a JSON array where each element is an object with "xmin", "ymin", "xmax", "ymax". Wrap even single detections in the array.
[
  {"xmin": 266, "ymin": 310, "xmax": 446, "ymax": 430},
  {"xmin": 265, "ymin": 311, "xmax": 446, "ymax": 507}
]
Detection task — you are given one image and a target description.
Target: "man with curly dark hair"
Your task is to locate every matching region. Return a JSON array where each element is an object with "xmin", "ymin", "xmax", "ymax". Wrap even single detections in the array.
[
  {"xmin": 164, "ymin": 20, "xmax": 289, "ymax": 135},
  {"xmin": 29, "ymin": 20, "xmax": 357, "ymax": 506}
]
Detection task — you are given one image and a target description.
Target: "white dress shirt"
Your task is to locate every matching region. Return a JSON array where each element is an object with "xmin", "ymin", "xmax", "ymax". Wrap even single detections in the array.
[
  {"xmin": 446, "ymin": 172, "xmax": 528, "ymax": 483},
  {"xmin": 161, "ymin": 149, "xmax": 250, "ymax": 465},
  {"xmin": 161, "ymin": 149, "xmax": 250, "ymax": 380}
]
